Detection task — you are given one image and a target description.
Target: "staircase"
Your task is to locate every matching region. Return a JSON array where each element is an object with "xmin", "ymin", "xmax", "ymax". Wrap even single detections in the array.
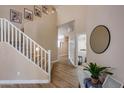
[{"xmin": 0, "ymin": 18, "xmax": 51, "ymax": 83}]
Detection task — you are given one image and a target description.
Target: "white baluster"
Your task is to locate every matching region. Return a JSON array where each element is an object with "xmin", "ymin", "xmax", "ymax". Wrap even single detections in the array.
[
  {"xmin": 30, "ymin": 41, "xmax": 32, "ymax": 61},
  {"xmin": 26, "ymin": 38, "xmax": 28, "ymax": 57},
  {"xmin": 19, "ymin": 32, "xmax": 21, "ymax": 52},
  {"xmin": 1, "ymin": 19, "xmax": 3, "ymax": 42},
  {"xmin": 44, "ymin": 52, "xmax": 46, "ymax": 71},
  {"xmin": 38, "ymin": 48, "xmax": 40, "ymax": 66},
  {"xmin": 48, "ymin": 50, "xmax": 51, "ymax": 82},
  {"xmin": 8, "ymin": 23, "xmax": 10, "ymax": 43},
  {"xmin": 15, "ymin": 29, "xmax": 17, "ymax": 49},
  {"xmin": 34, "ymin": 43, "xmax": 36, "ymax": 63},
  {"xmin": 0, "ymin": 19, "xmax": 2, "ymax": 42},
  {"xmin": 37, "ymin": 46, "xmax": 39, "ymax": 65},
  {"xmin": 40, "ymin": 50, "xmax": 43, "ymax": 68},
  {"xmin": 23, "ymin": 35, "xmax": 25, "ymax": 55},
  {"xmin": 35, "ymin": 45, "xmax": 38, "ymax": 64},
  {"xmin": 4, "ymin": 20, "xmax": 6, "ymax": 42},
  {"xmin": 11, "ymin": 27, "xmax": 14, "ymax": 46}
]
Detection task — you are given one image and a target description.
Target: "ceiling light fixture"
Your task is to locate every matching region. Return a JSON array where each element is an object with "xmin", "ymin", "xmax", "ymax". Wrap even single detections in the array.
[{"xmin": 42, "ymin": 5, "xmax": 56, "ymax": 15}]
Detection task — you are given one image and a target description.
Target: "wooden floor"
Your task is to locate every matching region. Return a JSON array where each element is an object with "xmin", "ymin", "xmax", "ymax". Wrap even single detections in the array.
[
  {"xmin": 51, "ymin": 56, "xmax": 79, "ymax": 88},
  {"xmin": 0, "ymin": 56, "xmax": 79, "ymax": 88}
]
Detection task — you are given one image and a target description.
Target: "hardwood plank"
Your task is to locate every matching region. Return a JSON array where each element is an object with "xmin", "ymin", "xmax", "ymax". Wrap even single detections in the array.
[{"xmin": 51, "ymin": 56, "xmax": 79, "ymax": 88}]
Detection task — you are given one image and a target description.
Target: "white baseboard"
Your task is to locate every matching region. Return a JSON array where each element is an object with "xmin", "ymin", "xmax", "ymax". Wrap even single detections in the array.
[
  {"xmin": 0, "ymin": 80, "xmax": 49, "ymax": 84},
  {"xmin": 69, "ymin": 58, "xmax": 77, "ymax": 67}
]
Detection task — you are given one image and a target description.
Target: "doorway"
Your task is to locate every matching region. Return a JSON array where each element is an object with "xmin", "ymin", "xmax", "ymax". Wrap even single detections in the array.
[
  {"xmin": 77, "ymin": 34, "xmax": 87, "ymax": 65},
  {"xmin": 57, "ymin": 20, "xmax": 76, "ymax": 66},
  {"xmin": 58, "ymin": 35, "xmax": 69, "ymax": 58}
]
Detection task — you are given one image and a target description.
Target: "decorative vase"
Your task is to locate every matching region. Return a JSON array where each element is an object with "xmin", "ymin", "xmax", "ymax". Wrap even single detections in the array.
[{"xmin": 91, "ymin": 76, "xmax": 99, "ymax": 84}]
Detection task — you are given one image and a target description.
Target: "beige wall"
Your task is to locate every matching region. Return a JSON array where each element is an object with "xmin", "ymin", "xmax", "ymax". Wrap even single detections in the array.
[
  {"xmin": 0, "ymin": 5, "xmax": 58, "ymax": 61},
  {"xmin": 0, "ymin": 5, "xmax": 39, "ymax": 29},
  {"xmin": 24, "ymin": 13, "xmax": 58, "ymax": 61},
  {"xmin": 0, "ymin": 43, "xmax": 48, "ymax": 81},
  {"xmin": 86, "ymin": 6, "xmax": 124, "ymax": 83},
  {"xmin": 56, "ymin": 5, "xmax": 87, "ymax": 34}
]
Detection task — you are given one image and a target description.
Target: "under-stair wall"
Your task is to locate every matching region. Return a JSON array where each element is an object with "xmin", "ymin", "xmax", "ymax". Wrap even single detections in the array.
[{"xmin": 0, "ymin": 43, "xmax": 49, "ymax": 84}]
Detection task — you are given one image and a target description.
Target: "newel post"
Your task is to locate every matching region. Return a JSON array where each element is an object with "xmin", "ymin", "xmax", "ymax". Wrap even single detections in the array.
[{"xmin": 48, "ymin": 50, "xmax": 51, "ymax": 82}]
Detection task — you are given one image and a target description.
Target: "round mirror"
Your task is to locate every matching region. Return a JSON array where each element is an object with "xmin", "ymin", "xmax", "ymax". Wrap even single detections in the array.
[{"xmin": 90, "ymin": 25, "xmax": 110, "ymax": 54}]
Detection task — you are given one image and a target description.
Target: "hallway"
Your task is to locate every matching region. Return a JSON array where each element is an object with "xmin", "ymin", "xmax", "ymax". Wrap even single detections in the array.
[
  {"xmin": 51, "ymin": 56, "xmax": 79, "ymax": 88},
  {"xmin": 0, "ymin": 56, "xmax": 79, "ymax": 88}
]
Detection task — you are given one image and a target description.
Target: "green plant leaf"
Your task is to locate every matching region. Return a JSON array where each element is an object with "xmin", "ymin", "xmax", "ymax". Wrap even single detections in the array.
[
  {"xmin": 83, "ymin": 62, "xmax": 113, "ymax": 78},
  {"xmin": 103, "ymin": 71, "xmax": 113, "ymax": 75},
  {"xmin": 99, "ymin": 67, "xmax": 110, "ymax": 71}
]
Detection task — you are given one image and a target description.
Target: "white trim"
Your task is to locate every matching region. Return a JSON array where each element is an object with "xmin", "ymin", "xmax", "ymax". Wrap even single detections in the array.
[
  {"xmin": 0, "ymin": 80, "xmax": 49, "ymax": 84},
  {"xmin": 52, "ymin": 59, "xmax": 59, "ymax": 63},
  {"xmin": 69, "ymin": 58, "xmax": 77, "ymax": 67}
]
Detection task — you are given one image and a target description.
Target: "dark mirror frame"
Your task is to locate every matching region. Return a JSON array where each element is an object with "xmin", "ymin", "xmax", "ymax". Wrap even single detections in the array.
[{"xmin": 90, "ymin": 25, "xmax": 111, "ymax": 54}]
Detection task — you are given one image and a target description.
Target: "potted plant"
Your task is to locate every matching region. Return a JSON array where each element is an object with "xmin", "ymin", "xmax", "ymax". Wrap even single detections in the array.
[{"xmin": 83, "ymin": 62, "xmax": 113, "ymax": 84}]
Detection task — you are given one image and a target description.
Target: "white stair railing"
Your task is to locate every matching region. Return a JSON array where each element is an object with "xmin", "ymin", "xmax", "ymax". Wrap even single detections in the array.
[{"xmin": 0, "ymin": 18, "xmax": 51, "ymax": 82}]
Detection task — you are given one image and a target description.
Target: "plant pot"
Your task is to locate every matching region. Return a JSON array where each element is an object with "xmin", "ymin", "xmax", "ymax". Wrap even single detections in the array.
[{"xmin": 91, "ymin": 76, "xmax": 99, "ymax": 84}]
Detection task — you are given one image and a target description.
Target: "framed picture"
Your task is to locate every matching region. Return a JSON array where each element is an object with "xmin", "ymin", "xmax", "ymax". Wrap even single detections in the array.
[
  {"xmin": 24, "ymin": 8, "xmax": 33, "ymax": 21},
  {"xmin": 34, "ymin": 6, "xmax": 41, "ymax": 17},
  {"xmin": 10, "ymin": 9, "xmax": 22, "ymax": 24}
]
